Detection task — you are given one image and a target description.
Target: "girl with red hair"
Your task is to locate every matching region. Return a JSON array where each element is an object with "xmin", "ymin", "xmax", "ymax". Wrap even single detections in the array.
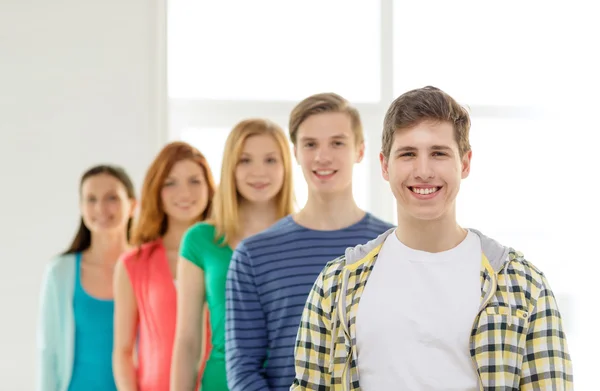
[{"xmin": 112, "ymin": 142, "xmax": 216, "ymax": 391}]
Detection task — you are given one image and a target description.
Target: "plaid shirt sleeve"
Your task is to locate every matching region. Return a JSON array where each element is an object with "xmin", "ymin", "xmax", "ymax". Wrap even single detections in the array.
[
  {"xmin": 290, "ymin": 269, "xmax": 333, "ymax": 391},
  {"xmin": 520, "ymin": 273, "xmax": 574, "ymax": 390}
]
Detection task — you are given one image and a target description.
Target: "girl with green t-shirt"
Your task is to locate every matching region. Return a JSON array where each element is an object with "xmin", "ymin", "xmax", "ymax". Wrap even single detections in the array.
[{"xmin": 170, "ymin": 118, "xmax": 295, "ymax": 391}]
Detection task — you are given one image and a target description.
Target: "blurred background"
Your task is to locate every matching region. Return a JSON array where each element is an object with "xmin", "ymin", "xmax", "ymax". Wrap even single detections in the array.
[{"xmin": 1, "ymin": 0, "xmax": 598, "ymax": 389}]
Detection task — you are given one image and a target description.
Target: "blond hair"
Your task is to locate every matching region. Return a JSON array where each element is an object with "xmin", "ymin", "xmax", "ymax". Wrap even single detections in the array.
[
  {"xmin": 209, "ymin": 118, "xmax": 295, "ymax": 246},
  {"xmin": 288, "ymin": 92, "xmax": 363, "ymax": 145}
]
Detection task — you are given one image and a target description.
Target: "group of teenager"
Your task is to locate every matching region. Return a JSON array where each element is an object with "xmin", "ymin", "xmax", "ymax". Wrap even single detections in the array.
[{"xmin": 36, "ymin": 86, "xmax": 573, "ymax": 391}]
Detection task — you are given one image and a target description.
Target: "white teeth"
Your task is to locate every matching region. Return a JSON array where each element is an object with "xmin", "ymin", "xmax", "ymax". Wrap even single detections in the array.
[
  {"xmin": 316, "ymin": 170, "xmax": 334, "ymax": 176},
  {"xmin": 411, "ymin": 187, "xmax": 439, "ymax": 195}
]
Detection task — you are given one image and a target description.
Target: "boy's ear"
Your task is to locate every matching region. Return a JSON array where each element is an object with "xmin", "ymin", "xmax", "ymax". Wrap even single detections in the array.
[
  {"xmin": 380, "ymin": 152, "xmax": 390, "ymax": 182},
  {"xmin": 461, "ymin": 150, "xmax": 472, "ymax": 179},
  {"xmin": 356, "ymin": 141, "xmax": 365, "ymax": 163}
]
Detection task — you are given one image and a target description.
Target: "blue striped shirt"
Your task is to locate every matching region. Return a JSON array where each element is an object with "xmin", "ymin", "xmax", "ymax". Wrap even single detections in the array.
[{"xmin": 225, "ymin": 213, "xmax": 394, "ymax": 391}]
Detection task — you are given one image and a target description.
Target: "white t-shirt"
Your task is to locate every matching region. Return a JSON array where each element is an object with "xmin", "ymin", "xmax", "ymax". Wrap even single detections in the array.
[{"xmin": 356, "ymin": 230, "xmax": 482, "ymax": 390}]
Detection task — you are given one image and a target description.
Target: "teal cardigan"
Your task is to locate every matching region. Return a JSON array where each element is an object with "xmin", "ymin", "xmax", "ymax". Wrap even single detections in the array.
[{"xmin": 36, "ymin": 253, "xmax": 76, "ymax": 391}]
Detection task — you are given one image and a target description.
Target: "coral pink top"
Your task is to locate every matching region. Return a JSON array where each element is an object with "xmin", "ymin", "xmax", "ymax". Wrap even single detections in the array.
[{"xmin": 123, "ymin": 239, "xmax": 177, "ymax": 391}]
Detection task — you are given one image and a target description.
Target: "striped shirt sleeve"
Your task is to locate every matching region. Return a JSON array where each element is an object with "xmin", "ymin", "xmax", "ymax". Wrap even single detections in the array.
[
  {"xmin": 520, "ymin": 273, "xmax": 574, "ymax": 390},
  {"xmin": 290, "ymin": 267, "xmax": 332, "ymax": 390},
  {"xmin": 225, "ymin": 243, "xmax": 271, "ymax": 391}
]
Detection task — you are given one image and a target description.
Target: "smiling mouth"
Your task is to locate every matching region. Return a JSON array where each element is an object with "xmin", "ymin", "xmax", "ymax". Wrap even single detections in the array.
[
  {"xmin": 409, "ymin": 186, "xmax": 441, "ymax": 195},
  {"xmin": 249, "ymin": 183, "xmax": 269, "ymax": 189},
  {"xmin": 175, "ymin": 202, "xmax": 195, "ymax": 208},
  {"xmin": 313, "ymin": 170, "xmax": 337, "ymax": 178}
]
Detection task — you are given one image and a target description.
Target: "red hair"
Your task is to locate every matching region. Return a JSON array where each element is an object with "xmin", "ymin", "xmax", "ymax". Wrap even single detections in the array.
[{"xmin": 131, "ymin": 141, "xmax": 216, "ymax": 245}]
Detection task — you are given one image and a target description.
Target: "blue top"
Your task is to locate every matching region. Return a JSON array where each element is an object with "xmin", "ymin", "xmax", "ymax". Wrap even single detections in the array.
[
  {"xmin": 67, "ymin": 253, "xmax": 117, "ymax": 391},
  {"xmin": 225, "ymin": 213, "xmax": 395, "ymax": 391}
]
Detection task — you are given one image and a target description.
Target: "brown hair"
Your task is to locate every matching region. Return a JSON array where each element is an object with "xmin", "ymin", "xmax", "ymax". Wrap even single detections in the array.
[
  {"xmin": 288, "ymin": 92, "xmax": 363, "ymax": 145},
  {"xmin": 130, "ymin": 141, "xmax": 216, "ymax": 246},
  {"xmin": 63, "ymin": 165, "xmax": 136, "ymax": 255},
  {"xmin": 381, "ymin": 86, "xmax": 471, "ymax": 159},
  {"xmin": 209, "ymin": 118, "xmax": 295, "ymax": 246}
]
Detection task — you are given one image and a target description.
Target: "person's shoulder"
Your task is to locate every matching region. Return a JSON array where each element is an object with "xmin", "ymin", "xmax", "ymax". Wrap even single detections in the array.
[
  {"xmin": 362, "ymin": 212, "xmax": 396, "ymax": 231},
  {"xmin": 240, "ymin": 215, "xmax": 297, "ymax": 248},
  {"xmin": 44, "ymin": 252, "xmax": 77, "ymax": 280},
  {"xmin": 307, "ymin": 254, "xmax": 348, "ymax": 298},
  {"xmin": 502, "ymin": 248, "xmax": 560, "ymax": 313},
  {"xmin": 181, "ymin": 221, "xmax": 222, "ymax": 248},
  {"xmin": 47, "ymin": 252, "xmax": 75, "ymax": 270},
  {"xmin": 507, "ymin": 249, "xmax": 546, "ymax": 287},
  {"xmin": 184, "ymin": 221, "xmax": 217, "ymax": 240},
  {"xmin": 473, "ymin": 229, "xmax": 549, "ymax": 295},
  {"xmin": 322, "ymin": 254, "xmax": 347, "ymax": 277},
  {"xmin": 119, "ymin": 246, "xmax": 136, "ymax": 263},
  {"xmin": 120, "ymin": 239, "xmax": 161, "ymax": 266}
]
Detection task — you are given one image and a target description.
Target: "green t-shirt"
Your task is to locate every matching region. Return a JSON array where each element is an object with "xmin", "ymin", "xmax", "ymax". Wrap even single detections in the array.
[{"xmin": 180, "ymin": 222, "xmax": 233, "ymax": 360}]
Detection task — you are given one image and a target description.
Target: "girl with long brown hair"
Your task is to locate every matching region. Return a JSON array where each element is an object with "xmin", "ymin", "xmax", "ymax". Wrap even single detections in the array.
[
  {"xmin": 36, "ymin": 165, "xmax": 137, "ymax": 391},
  {"xmin": 112, "ymin": 142, "xmax": 216, "ymax": 391},
  {"xmin": 170, "ymin": 119, "xmax": 295, "ymax": 391}
]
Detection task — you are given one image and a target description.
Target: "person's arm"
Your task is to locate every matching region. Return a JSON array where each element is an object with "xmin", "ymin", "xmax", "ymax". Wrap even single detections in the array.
[
  {"xmin": 112, "ymin": 259, "xmax": 139, "ymax": 391},
  {"xmin": 520, "ymin": 273, "xmax": 574, "ymax": 390},
  {"xmin": 170, "ymin": 256, "xmax": 205, "ymax": 391},
  {"xmin": 36, "ymin": 263, "xmax": 59, "ymax": 391},
  {"xmin": 290, "ymin": 269, "xmax": 332, "ymax": 390},
  {"xmin": 225, "ymin": 245, "xmax": 270, "ymax": 391},
  {"xmin": 197, "ymin": 303, "xmax": 212, "ymax": 377}
]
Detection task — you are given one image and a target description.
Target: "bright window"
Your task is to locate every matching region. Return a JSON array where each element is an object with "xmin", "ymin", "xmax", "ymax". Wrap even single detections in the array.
[
  {"xmin": 392, "ymin": 1, "xmax": 564, "ymax": 106},
  {"xmin": 168, "ymin": 0, "xmax": 381, "ymax": 102},
  {"xmin": 457, "ymin": 117, "xmax": 562, "ymax": 271},
  {"xmin": 179, "ymin": 127, "xmax": 230, "ymax": 181}
]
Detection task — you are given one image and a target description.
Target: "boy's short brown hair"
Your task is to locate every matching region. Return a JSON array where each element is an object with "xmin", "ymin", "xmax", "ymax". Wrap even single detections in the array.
[
  {"xmin": 289, "ymin": 92, "xmax": 364, "ymax": 145},
  {"xmin": 381, "ymin": 86, "xmax": 471, "ymax": 159}
]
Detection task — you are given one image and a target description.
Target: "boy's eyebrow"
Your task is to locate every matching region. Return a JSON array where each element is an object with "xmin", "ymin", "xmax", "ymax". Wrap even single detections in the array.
[
  {"xmin": 393, "ymin": 146, "xmax": 417, "ymax": 154},
  {"xmin": 299, "ymin": 133, "xmax": 348, "ymax": 142},
  {"xmin": 394, "ymin": 145, "xmax": 453, "ymax": 153},
  {"xmin": 431, "ymin": 145, "xmax": 452, "ymax": 151}
]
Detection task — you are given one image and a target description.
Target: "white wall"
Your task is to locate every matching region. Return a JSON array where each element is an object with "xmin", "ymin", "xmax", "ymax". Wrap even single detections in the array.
[{"xmin": 0, "ymin": 1, "xmax": 166, "ymax": 387}]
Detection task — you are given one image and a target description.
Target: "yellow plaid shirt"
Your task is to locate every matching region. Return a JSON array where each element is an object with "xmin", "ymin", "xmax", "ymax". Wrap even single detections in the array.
[{"xmin": 290, "ymin": 239, "xmax": 573, "ymax": 390}]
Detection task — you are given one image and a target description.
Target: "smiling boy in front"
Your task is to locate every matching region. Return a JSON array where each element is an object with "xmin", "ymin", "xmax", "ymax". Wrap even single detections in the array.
[{"xmin": 291, "ymin": 86, "xmax": 573, "ymax": 390}]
